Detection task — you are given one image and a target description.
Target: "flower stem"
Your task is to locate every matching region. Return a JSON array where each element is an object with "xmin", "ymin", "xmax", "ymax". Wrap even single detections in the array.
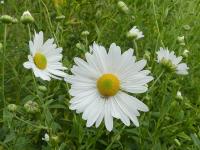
[
  {"xmin": 133, "ymin": 39, "xmax": 138, "ymax": 58},
  {"xmin": 27, "ymin": 24, "xmax": 32, "ymax": 40},
  {"xmin": 152, "ymin": 0, "xmax": 165, "ymax": 47},
  {"xmin": 2, "ymin": 24, "xmax": 7, "ymax": 107},
  {"xmin": 148, "ymin": 70, "xmax": 164, "ymax": 92}
]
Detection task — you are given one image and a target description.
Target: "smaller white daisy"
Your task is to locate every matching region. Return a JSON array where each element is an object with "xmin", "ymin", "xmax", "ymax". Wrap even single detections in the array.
[
  {"xmin": 156, "ymin": 47, "xmax": 189, "ymax": 75},
  {"xmin": 127, "ymin": 26, "xmax": 144, "ymax": 40},
  {"xmin": 20, "ymin": 10, "xmax": 34, "ymax": 24},
  {"xmin": 176, "ymin": 91, "xmax": 183, "ymax": 100},
  {"xmin": 42, "ymin": 133, "xmax": 49, "ymax": 142},
  {"xmin": 23, "ymin": 31, "xmax": 67, "ymax": 81}
]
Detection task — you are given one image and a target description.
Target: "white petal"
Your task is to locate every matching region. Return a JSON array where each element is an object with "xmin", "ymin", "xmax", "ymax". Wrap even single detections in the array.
[
  {"xmin": 23, "ymin": 61, "xmax": 32, "ymax": 69},
  {"xmin": 91, "ymin": 42, "xmax": 109, "ymax": 73},
  {"xmin": 47, "ymin": 68, "xmax": 67, "ymax": 78},
  {"xmin": 108, "ymin": 43, "xmax": 122, "ymax": 73},
  {"xmin": 111, "ymin": 97, "xmax": 130, "ymax": 126},
  {"xmin": 115, "ymin": 92, "xmax": 139, "ymax": 127},
  {"xmin": 33, "ymin": 31, "xmax": 43, "ymax": 50},
  {"xmin": 121, "ymin": 85, "xmax": 148, "ymax": 93},
  {"xmin": 104, "ymin": 100, "xmax": 113, "ymax": 131},
  {"xmin": 86, "ymin": 98, "xmax": 104, "ymax": 127}
]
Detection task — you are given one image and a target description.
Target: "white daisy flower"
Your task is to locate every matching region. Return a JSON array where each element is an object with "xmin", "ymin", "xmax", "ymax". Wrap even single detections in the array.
[
  {"xmin": 65, "ymin": 42, "xmax": 153, "ymax": 131},
  {"xmin": 23, "ymin": 31, "xmax": 67, "ymax": 81},
  {"xmin": 176, "ymin": 91, "xmax": 183, "ymax": 100},
  {"xmin": 127, "ymin": 26, "xmax": 144, "ymax": 40},
  {"xmin": 42, "ymin": 133, "xmax": 49, "ymax": 142},
  {"xmin": 20, "ymin": 10, "xmax": 34, "ymax": 24},
  {"xmin": 156, "ymin": 47, "xmax": 189, "ymax": 75}
]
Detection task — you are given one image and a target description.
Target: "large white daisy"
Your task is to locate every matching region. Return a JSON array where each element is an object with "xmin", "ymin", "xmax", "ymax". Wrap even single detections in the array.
[
  {"xmin": 23, "ymin": 31, "xmax": 67, "ymax": 81},
  {"xmin": 65, "ymin": 43, "xmax": 153, "ymax": 131},
  {"xmin": 156, "ymin": 47, "xmax": 189, "ymax": 75}
]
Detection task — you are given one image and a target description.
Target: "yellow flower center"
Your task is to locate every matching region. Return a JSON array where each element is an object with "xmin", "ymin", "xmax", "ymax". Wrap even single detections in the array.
[
  {"xmin": 33, "ymin": 52, "xmax": 47, "ymax": 70},
  {"xmin": 97, "ymin": 74, "xmax": 120, "ymax": 97}
]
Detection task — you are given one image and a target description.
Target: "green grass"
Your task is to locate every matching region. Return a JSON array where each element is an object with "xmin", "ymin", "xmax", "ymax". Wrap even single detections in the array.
[{"xmin": 0, "ymin": 0, "xmax": 200, "ymax": 149}]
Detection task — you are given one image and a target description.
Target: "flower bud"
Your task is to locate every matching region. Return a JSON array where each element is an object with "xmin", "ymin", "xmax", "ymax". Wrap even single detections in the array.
[
  {"xmin": 7, "ymin": 104, "xmax": 17, "ymax": 112},
  {"xmin": 182, "ymin": 49, "xmax": 189, "ymax": 57},
  {"xmin": 38, "ymin": 85, "xmax": 47, "ymax": 92},
  {"xmin": 52, "ymin": 135, "xmax": 60, "ymax": 144},
  {"xmin": 183, "ymin": 25, "xmax": 191, "ymax": 31},
  {"xmin": 117, "ymin": 1, "xmax": 129, "ymax": 14},
  {"xmin": 81, "ymin": 30, "xmax": 90, "ymax": 36},
  {"xmin": 144, "ymin": 50, "xmax": 151, "ymax": 61},
  {"xmin": 1, "ymin": 1, "xmax": 4, "ymax": 4},
  {"xmin": 20, "ymin": 11, "xmax": 34, "ymax": 24},
  {"xmin": 76, "ymin": 42, "xmax": 84, "ymax": 50},
  {"xmin": 176, "ymin": 91, "xmax": 183, "ymax": 100},
  {"xmin": 11, "ymin": 18, "xmax": 18, "ymax": 24},
  {"xmin": 56, "ymin": 15, "xmax": 65, "ymax": 21},
  {"xmin": 0, "ymin": 15, "xmax": 14, "ymax": 24},
  {"xmin": 177, "ymin": 36, "xmax": 185, "ymax": 46},
  {"xmin": 24, "ymin": 100, "xmax": 40, "ymax": 114}
]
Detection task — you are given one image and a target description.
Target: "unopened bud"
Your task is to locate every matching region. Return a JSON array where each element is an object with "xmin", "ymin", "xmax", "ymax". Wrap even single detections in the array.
[
  {"xmin": 76, "ymin": 42, "xmax": 84, "ymax": 50},
  {"xmin": 177, "ymin": 36, "xmax": 185, "ymax": 46},
  {"xmin": 11, "ymin": 18, "xmax": 18, "ymax": 24},
  {"xmin": 38, "ymin": 85, "xmax": 47, "ymax": 92},
  {"xmin": 81, "ymin": 31, "xmax": 90, "ymax": 36},
  {"xmin": 56, "ymin": 15, "xmax": 65, "ymax": 21},
  {"xmin": 182, "ymin": 49, "xmax": 189, "ymax": 57},
  {"xmin": 144, "ymin": 51, "xmax": 151, "ymax": 61},
  {"xmin": 20, "ymin": 11, "xmax": 34, "ymax": 24},
  {"xmin": 24, "ymin": 100, "xmax": 40, "ymax": 114},
  {"xmin": 52, "ymin": 135, "xmax": 60, "ymax": 144},
  {"xmin": 0, "ymin": 15, "xmax": 14, "ymax": 24},
  {"xmin": 118, "ymin": 1, "xmax": 129, "ymax": 14},
  {"xmin": 183, "ymin": 25, "xmax": 191, "ymax": 31},
  {"xmin": 7, "ymin": 104, "xmax": 17, "ymax": 112}
]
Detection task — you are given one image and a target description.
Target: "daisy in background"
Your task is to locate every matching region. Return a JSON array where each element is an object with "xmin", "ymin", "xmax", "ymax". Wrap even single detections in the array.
[
  {"xmin": 42, "ymin": 133, "xmax": 49, "ymax": 142},
  {"xmin": 156, "ymin": 47, "xmax": 189, "ymax": 75},
  {"xmin": 127, "ymin": 26, "xmax": 144, "ymax": 40},
  {"xmin": 65, "ymin": 42, "xmax": 153, "ymax": 131},
  {"xmin": 23, "ymin": 31, "xmax": 67, "ymax": 80}
]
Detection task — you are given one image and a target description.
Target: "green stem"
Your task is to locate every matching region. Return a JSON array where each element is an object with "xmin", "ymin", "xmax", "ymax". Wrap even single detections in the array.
[
  {"xmin": 133, "ymin": 39, "xmax": 138, "ymax": 58},
  {"xmin": 27, "ymin": 24, "xmax": 32, "ymax": 40},
  {"xmin": 2, "ymin": 24, "xmax": 7, "ymax": 107},
  {"xmin": 31, "ymin": 73, "xmax": 53, "ymax": 142},
  {"xmin": 148, "ymin": 70, "xmax": 164, "ymax": 92},
  {"xmin": 85, "ymin": 36, "xmax": 88, "ymax": 51},
  {"xmin": 152, "ymin": 0, "xmax": 165, "ymax": 47},
  {"xmin": 40, "ymin": 0, "xmax": 59, "ymax": 45},
  {"xmin": 105, "ymin": 126, "xmax": 126, "ymax": 150},
  {"xmin": 14, "ymin": 115, "xmax": 47, "ymax": 129}
]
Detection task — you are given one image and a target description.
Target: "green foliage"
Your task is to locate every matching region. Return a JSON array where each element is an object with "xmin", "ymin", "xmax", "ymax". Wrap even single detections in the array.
[{"xmin": 0, "ymin": 0, "xmax": 200, "ymax": 149}]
